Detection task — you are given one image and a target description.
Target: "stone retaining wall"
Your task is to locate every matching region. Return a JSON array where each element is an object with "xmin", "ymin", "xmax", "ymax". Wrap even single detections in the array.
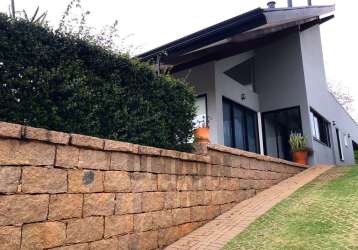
[{"xmin": 0, "ymin": 122, "xmax": 307, "ymax": 250}]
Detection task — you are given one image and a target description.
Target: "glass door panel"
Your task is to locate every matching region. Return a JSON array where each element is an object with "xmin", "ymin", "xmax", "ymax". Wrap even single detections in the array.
[{"xmin": 233, "ymin": 106, "xmax": 245, "ymax": 150}]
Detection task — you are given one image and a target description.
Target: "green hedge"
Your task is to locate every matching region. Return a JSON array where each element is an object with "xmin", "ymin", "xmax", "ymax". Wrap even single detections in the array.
[{"xmin": 0, "ymin": 14, "xmax": 196, "ymax": 150}]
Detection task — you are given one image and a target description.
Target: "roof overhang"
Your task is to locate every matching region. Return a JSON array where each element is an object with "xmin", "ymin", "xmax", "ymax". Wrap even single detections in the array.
[{"xmin": 137, "ymin": 5, "xmax": 335, "ymax": 71}]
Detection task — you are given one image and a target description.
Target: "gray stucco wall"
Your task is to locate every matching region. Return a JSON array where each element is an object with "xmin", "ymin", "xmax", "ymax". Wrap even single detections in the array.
[
  {"xmin": 300, "ymin": 25, "xmax": 358, "ymax": 165},
  {"xmin": 254, "ymin": 32, "xmax": 314, "ymax": 164},
  {"xmin": 214, "ymin": 51, "xmax": 259, "ymax": 145}
]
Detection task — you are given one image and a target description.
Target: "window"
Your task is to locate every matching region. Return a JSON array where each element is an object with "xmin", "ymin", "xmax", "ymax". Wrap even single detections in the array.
[
  {"xmin": 223, "ymin": 98, "xmax": 259, "ymax": 153},
  {"xmin": 194, "ymin": 95, "xmax": 207, "ymax": 128},
  {"xmin": 310, "ymin": 110, "xmax": 331, "ymax": 147},
  {"xmin": 262, "ymin": 107, "xmax": 302, "ymax": 161},
  {"xmin": 224, "ymin": 58, "xmax": 256, "ymax": 92},
  {"xmin": 336, "ymin": 128, "xmax": 344, "ymax": 161}
]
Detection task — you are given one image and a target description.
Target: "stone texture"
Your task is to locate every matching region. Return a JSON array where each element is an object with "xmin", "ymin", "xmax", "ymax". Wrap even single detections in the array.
[
  {"xmin": 134, "ymin": 212, "xmax": 153, "ymax": 232},
  {"xmin": 104, "ymin": 215, "xmax": 133, "ymax": 238},
  {"xmin": 89, "ymin": 238, "xmax": 118, "ymax": 250},
  {"xmin": 66, "ymin": 217, "xmax": 104, "ymax": 244},
  {"xmin": 164, "ymin": 192, "xmax": 181, "ymax": 209},
  {"xmin": 104, "ymin": 139, "xmax": 139, "ymax": 153},
  {"xmin": 0, "ymin": 122, "xmax": 22, "ymax": 139},
  {"xmin": 56, "ymin": 146, "xmax": 80, "ymax": 168},
  {"xmin": 22, "ymin": 167, "xmax": 67, "ymax": 194},
  {"xmin": 118, "ymin": 234, "xmax": 130, "ymax": 250},
  {"xmin": 142, "ymin": 192, "xmax": 164, "ymax": 212},
  {"xmin": 0, "ymin": 167, "xmax": 21, "ymax": 193},
  {"xmin": 68, "ymin": 170, "xmax": 103, "ymax": 193},
  {"xmin": 104, "ymin": 171, "xmax": 131, "ymax": 192},
  {"xmin": 70, "ymin": 134, "xmax": 104, "ymax": 149},
  {"xmin": 158, "ymin": 226, "xmax": 181, "ymax": 248},
  {"xmin": 131, "ymin": 172, "xmax": 157, "ymax": 192},
  {"xmin": 191, "ymin": 206, "xmax": 207, "ymax": 222},
  {"xmin": 116, "ymin": 193, "xmax": 142, "ymax": 215},
  {"xmin": 158, "ymin": 174, "xmax": 176, "ymax": 191},
  {"xmin": 177, "ymin": 176, "xmax": 193, "ymax": 191},
  {"xmin": 0, "ymin": 226, "xmax": 21, "ymax": 250},
  {"xmin": 129, "ymin": 231, "xmax": 158, "ymax": 250},
  {"xmin": 24, "ymin": 126, "xmax": 70, "ymax": 144},
  {"xmin": 0, "ymin": 139, "xmax": 55, "ymax": 166},
  {"xmin": 49, "ymin": 194, "xmax": 83, "ymax": 220},
  {"xmin": 152, "ymin": 210, "xmax": 173, "ymax": 229},
  {"xmin": 21, "ymin": 222, "xmax": 66, "ymax": 249},
  {"xmin": 0, "ymin": 194, "xmax": 48, "ymax": 226},
  {"xmin": 51, "ymin": 243, "xmax": 89, "ymax": 250},
  {"xmin": 83, "ymin": 193, "xmax": 115, "ymax": 216},
  {"xmin": 110, "ymin": 152, "xmax": 140, "ymax": 171},
  {"xmin": 138, "ymin": 145, "xmax": 161, "ymax": 156},
  {"xmin": 172, "ymin": 208, "xmax": 190, "ymax": 225},
  {"xmin": 78, "ymin": 149, "xmax": 110, "ymax": 170}
]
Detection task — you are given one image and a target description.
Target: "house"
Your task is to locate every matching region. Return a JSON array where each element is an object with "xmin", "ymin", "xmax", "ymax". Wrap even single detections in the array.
[{"xmin": 138, "ymin": 2, "xmax": 358, "ymax": 166}]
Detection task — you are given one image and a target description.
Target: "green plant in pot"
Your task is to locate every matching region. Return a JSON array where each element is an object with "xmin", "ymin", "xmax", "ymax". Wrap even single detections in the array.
[{"xmin": 289, "ymin": 133, "xmax": 310, "ymax": 165}]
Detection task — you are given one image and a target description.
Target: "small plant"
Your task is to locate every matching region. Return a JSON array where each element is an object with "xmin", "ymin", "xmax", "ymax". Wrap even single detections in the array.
[{"xmin": 289, "ymin": 133, "xmax": 307, "ymax": 152}]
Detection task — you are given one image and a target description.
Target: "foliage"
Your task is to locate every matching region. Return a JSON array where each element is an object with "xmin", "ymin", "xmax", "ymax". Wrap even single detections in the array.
[
  {"xmin": 328, "ymin": 82, "xmax": 355, "ymax": 114},
  {"xmin": 355, "ymin": 150, "xmax": 358, "ymax": 163},
  {"xmin": 8, "ymin": 0, "xmax": 47, "ymax": 25},
  {"xmin": 0, "ymin": 13, "xmax": 197, "ymax": 151},
  {"xmin": 57, "ymin": 0, "xmax": 136, "ymax": 54},
  {"xmin": 289, "ymin": 132, "xmax": 307, "ymax": 152}
]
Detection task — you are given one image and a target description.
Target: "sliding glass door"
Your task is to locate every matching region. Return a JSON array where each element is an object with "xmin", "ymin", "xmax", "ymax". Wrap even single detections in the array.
[
  {"xmin": 223, "ymin": 98, "xmax": 259, "ymax": 153},
  {"xmin": 262, "ymin": 107, "xmax": 302, "ymax": 161}
]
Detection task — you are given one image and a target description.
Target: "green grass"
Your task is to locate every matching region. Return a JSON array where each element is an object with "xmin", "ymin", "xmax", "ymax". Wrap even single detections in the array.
[
  {"xmin": 223, "ymin": 166, "xmax": 358, "ymax": 250},
  {"xmin": 355, "ymin": 150, "xmax": 358, "ymax": 163}
]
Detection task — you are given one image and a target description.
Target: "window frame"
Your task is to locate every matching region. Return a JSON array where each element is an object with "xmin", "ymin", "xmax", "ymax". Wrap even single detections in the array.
[
  {"xmin": 310, "ymin": 109, "xmax": 331, "ymax": 147},
  {"xmin": 262, "ymin": 106, "xmax": 303, "ymax": 160},
  {"xmin": 222, "ymin": 97, "xmax": 259, "ymax": 154}
]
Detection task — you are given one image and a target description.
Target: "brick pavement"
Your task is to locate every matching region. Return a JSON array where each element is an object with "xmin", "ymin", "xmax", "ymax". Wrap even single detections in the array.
[{"xmin": 165, "ymin": 165, "xmax": 333, "ymax": 250}]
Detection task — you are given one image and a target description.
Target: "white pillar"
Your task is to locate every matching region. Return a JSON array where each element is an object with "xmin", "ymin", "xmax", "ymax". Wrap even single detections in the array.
[{"xmin": 257, "ymin": 112, "xmax": 265, "ymax": 155}]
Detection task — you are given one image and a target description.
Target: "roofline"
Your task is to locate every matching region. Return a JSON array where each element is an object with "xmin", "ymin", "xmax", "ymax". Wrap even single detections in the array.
[
  {"xmin": 137, "ymin": 5, "xmax": 335, "ymax": 61},
  {"xmin": 137, "ymin": 8, "xmax": 267, "ymax": 60}
]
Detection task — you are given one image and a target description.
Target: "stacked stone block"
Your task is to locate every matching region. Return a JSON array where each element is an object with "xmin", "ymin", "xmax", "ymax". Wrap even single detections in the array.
[{"xmin": 0, "ymin": 122, "xmax": 306, "ymax": 249}]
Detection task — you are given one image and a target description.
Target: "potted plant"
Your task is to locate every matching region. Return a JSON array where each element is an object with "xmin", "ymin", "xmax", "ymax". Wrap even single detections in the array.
[
  {"xmin": 289, "ymin": 132, "xmax": 310, "ymax": 165},
  {"xmin": 194, "ymin": 115, "xmax": 210, "ymax": 144}
]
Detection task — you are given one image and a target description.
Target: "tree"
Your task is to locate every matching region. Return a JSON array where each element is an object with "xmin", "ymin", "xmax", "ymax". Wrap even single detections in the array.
[
  {"xmin": 57, "ymin": 0, "xmax": 136, "ymax": 54},
  {"xmin": 328, "ymin": 82, "xmax": 355, "ymax": 113}
]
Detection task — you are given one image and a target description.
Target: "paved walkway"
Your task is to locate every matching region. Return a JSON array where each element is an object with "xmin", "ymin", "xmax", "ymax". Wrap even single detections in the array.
[{"xmin": 166, "ymin": 165, "xmax": 333, "ymax": 250}]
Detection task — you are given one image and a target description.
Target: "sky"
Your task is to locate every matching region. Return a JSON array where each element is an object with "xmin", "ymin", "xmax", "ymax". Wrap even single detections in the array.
[{"xmin": 1, "ymin": 0, "xmax": 357, "ymax": 120}]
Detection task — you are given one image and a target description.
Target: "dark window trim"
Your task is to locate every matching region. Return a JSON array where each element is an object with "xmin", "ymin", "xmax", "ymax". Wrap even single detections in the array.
[
  {"xmin": 310, "ymin": 108, "xmax": 331, "ymax": 148},
  {"xmin": 336, "ymin": 128, "xmax": 344, "ymax": 161},
  {"xmin": 222, "ymin": 97, "xmax": 260, "ymax": 154},
  {"xmin": 261, "ymin": 106, "xmax": 303, "ymax": 158}
]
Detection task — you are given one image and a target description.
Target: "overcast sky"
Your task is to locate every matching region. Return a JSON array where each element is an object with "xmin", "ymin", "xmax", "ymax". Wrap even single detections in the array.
[{"xmin": 1, "ymin": 0, "xmax": 357, "ymax": 120}]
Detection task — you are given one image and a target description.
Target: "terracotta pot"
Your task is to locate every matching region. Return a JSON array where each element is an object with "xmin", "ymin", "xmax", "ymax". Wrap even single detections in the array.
[
  {"xmin": 194, "ymin": 128, "xmax": 210, "ymax": 144},
  {"xmin": 292, "ymin": 151, "xmax": 308, "ymax": 165}
]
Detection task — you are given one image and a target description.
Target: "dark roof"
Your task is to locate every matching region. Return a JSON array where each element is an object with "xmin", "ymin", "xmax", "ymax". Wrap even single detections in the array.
[{"xmin": 137, "ymin": 5, "xmax": 334, "ymax": 69}]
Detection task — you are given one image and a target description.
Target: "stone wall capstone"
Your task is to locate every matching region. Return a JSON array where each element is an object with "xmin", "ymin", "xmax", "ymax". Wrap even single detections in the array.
[{"xmin": 0, "ymin": 121, "xmax": 307, "ymax": 249}]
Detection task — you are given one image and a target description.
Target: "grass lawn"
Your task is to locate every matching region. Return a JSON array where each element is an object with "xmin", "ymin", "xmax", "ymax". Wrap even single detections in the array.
[{"xmin": 223, "ymin": 166, "xmax": 358, "ymax": 250}]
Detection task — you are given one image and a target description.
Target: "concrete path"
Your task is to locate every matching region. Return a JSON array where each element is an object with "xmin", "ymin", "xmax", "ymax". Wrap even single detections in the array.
[{"xmin": 166, "ymin": 165, "xmax": 333, "ymax": 250}]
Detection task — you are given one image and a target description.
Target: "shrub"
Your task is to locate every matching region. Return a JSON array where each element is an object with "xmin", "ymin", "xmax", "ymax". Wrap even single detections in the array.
[{"xmin": 0, "ymin": 14, "xmax": 196, "ymax": 150}]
